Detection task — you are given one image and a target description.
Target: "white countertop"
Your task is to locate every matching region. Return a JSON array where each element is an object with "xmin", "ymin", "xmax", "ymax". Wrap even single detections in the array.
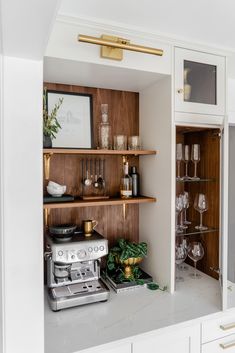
[{"xmin": 45, "ymin": 267, "xmax": 221, "ymax": 353}]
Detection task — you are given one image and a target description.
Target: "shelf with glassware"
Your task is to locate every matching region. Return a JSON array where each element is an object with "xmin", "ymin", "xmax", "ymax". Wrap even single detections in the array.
[
  {"xmin": 43, "ymin": 99, "xmax": 158, "ymax": 255},
  {"xmin": 175, "ymin": 126, "xmax": 221, "ymax": 281}
]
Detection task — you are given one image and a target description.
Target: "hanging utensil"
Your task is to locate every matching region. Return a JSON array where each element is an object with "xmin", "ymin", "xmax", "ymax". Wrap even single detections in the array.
[
  {"xmin": 93, "ymin": 159, "xmax": 99, "ymax": 188},
  {"xmin": 84, "ymin": 159, "xmax": 92, "ymax": 186},
  {"xmin": 97, "ymin": 158, "xmax": 104, "ymax": 189},
  {"xmin": 90, "ymin": 158, "xmax": 93, "ymax": 183},
  {"xmin": 102, "ymin": 159, "xmax": 106, "ymax": 189}
]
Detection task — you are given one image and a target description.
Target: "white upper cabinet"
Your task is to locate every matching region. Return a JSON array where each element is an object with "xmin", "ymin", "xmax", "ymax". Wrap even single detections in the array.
[{"xmin": 175, "ymin": 47, "xmax": 225, "ymax": 116}]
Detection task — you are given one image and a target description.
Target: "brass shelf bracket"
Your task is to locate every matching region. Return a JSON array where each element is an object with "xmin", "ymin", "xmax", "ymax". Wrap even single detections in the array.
[
  {"xmin": 44, "ymin": 208, "xmax": 51, "ymax": 228},
  {"xmin": 44, "ymin": 153, "xmax": 53, "ymax": 180}
]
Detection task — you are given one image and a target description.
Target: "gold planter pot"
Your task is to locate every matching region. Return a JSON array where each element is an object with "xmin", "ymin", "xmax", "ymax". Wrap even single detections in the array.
[{"xmin": 117, "ymin": 257, "xmax": 143, "ymax": 279}]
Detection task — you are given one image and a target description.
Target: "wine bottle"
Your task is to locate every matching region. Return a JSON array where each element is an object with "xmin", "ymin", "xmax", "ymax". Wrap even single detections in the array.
[
  {"xmin": 120, "ymin": 161, "xmax": 132, "ymax": 198},
  {"xmin": 130, "ymin": 166, "xmax": 139, "ymax": 197}
]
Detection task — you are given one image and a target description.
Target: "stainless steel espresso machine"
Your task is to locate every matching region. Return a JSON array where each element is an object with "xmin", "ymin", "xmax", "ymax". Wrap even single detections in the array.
[{"xmin": 45, "ymin": 231, "xmax": 110, "ymax": 311}]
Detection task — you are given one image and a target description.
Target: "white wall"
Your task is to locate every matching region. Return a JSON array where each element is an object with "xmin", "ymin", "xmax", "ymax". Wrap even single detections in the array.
[
  {"xmin": 46, "ymin": 17, "xmax": 172, "ymax": 75},
  {"xmin": 139, "ymin": 77, "xmax": 173, "ymax": 290},
  {"xmin": 228, "ymin": 78, "xmax": 235, "ymax": 124},
  {"xmin": 0, "ymin": 53, "xmax": 4, "ymax": 353},
  {"xmin": 1, "ymin": 57, "xmax": 43, "ymax": 353}
]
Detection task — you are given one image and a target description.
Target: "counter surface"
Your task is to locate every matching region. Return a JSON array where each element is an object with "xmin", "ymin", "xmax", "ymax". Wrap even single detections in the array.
[{"xmin": 45, "ymin": 267, "xmax": 221, "ymax": 353}]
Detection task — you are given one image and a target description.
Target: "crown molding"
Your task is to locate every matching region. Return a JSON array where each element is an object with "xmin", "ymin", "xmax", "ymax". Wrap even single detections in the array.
[{"xmin": 56, "ymin": 14, "xmax": 235, "ymax": 57}]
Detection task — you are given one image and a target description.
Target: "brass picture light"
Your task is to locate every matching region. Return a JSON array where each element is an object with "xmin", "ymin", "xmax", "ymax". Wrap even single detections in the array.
[{"xmin": 78, "ymin": 34, "xmax": 163, "ymax": 61}]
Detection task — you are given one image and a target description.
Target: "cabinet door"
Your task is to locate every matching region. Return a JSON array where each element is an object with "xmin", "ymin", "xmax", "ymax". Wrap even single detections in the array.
[
  {"xmin": 133, "ymin": 325, "xmax": 200, "ymax": 353},
  {"xmin": 175, "ymin": 47, "xmax": 225, "ymax": 116}
]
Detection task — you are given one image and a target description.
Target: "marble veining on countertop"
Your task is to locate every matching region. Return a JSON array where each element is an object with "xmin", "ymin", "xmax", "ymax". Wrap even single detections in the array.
[{"xmin": 45, "ymin": 268, "xmax": 221, "ymax": 353}]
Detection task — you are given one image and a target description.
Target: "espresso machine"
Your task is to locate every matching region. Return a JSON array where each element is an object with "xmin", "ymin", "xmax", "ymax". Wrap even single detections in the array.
[{"xmin": 45, "ymin": 231, "xmax": 110, "ymax": 311}]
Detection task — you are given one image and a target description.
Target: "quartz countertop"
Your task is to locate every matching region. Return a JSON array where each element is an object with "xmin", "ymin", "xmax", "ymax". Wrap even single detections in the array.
[{"xmin": 45, "ymin": 267, "xmax": 221, "ymax": 353}]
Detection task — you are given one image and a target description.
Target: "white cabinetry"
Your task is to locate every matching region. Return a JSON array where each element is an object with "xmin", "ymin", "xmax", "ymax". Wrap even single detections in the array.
[
  {"xmin": 133, "ymin": 325, "xmax": 200, "ymax": 353},
  {"xmin": 202, "ymin": 311, "xmax": 235, "ymax": 343},
  {"xmin": 175, "ymin": 47, "xmax": 225, "ymax": 117},
  {"xmin": 202, "ymin": 312, "xmax": 235, "ymax": 353},
  {"xmin": 202, "ymin": 334, "xmax": 235, "ymax": 353}
]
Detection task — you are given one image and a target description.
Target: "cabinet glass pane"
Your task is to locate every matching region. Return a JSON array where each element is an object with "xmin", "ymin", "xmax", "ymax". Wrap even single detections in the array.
[{"xmin": 184, "ymin": 60, "xmax": 217, "ymax": 105}]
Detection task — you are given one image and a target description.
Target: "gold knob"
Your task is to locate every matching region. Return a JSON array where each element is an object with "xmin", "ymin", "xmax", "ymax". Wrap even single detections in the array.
[{"xmin": 177, "ymin": 88, "xmax": 184, "ymax": 94}]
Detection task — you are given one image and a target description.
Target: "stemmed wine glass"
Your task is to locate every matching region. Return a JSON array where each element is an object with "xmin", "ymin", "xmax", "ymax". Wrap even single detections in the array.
[
  {"xmin": 191, "ymin": 144, "xmax": 200, "ymax": 180},
  {"xmin": 180, "ymin": 192, "xmax": 190, "ymax": 229},
  {"xmin": 183, "ymin": 145, "xmax": 191, "ymax": 180},
  {"xmin": 182, "ymin": 191, "xmax": 191, "ymax": 225},
  {"xmin": 177, "ymin": 237, "xmax": 189, "ymax": 271},
  {"xmin": 194, "ymin": 193, "xmax": 208, "ymax": 230},
  {"xmin": 176, "ymin": 143, "xmax": 184, "ymax": 180},
  {"xmin": 188, "ymin": 242, "xmax": 204, "ymax": 279},
  {"xmin": 175, "ymin": 243, "xmax": 187, "ymax": 282},
  {"xmin": 176, "ymin": 195, "xmax": 183, "ymax": 233}
]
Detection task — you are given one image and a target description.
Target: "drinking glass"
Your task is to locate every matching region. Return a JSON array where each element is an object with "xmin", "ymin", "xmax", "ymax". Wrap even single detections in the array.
[
  {"xmin": 113, "ymin": 135, "xmax": 127, "ymax": 150},
  {"xmin": 176, "ymin": 143, "xmax": 184, "ymax": 180},
  {"xmin": 175, "ymin": 195, "xmax": 184, "ymax": 233},
  {"xmin": 183, "ymin": 145, "xmax": 191, "ymax": 180},
  {"xmin": 194, "ymin": 193, "xmax": 208, "ymax": 230},
  {"xmin": 180, "ymin": 192, "xmax": 190, "ymax": 229},
  {"xmin": 180, "ymin": 237, "xmax": 189, "ymax": 271},
  {"xmin": 191, "ymin": 144, "xmax": 200, "ymax": 180},
  {"xmin": 182, "ymin": 191, "xmax": 191, "ymax": 225},
  {"xmin": 177, "ymin": 237, "xmax": 189, "ymax": 271},
  {"xmin": 128, "ymin": 136, "xmax": 141, "ymax": 150},
  {"xmin": 175, "ymin": 243, "xmax": 187, "ymax": 282},
  {"xmin": 188, "ymin": 242, "xmax": 204, "ymax": 279}
]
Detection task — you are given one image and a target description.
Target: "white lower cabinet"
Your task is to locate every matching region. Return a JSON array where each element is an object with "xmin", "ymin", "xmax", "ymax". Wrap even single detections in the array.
[
  {"xmin": 202, "ymin": 311, "xmax": 235, "ymax": 343},
  {"xmin": 133, "ymin": 324, "xmax": 201, "ymax": 353},
  {"xmin": 202, "ymin": 333, "xmax": 235, "ymax": 353}
]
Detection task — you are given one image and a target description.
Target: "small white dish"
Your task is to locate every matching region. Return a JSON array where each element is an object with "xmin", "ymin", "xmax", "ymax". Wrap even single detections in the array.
[{"xmin": 47, "ymin": 181, "xmax": 66, "ymax": 197}]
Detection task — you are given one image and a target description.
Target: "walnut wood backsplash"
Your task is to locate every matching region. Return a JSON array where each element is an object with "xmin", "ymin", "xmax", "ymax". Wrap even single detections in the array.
[{"xmin": 44, "ymin": 82, "xmax": 139, "ymax": 244}]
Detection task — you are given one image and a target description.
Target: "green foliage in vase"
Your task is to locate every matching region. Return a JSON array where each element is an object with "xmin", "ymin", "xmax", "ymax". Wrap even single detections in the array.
[
  {"xmin": 43, "ymin": 88, "xmax": 63, "ymax": 139},
  {"xmin": 107, "ymin": 238, "xmax": 147, "ymax": 272}
]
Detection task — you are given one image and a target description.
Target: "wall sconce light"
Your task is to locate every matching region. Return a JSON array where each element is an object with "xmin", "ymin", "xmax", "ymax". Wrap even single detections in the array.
[{"xmin": 78, "ymin": 34, "xmax": 163, "ymax": 61}]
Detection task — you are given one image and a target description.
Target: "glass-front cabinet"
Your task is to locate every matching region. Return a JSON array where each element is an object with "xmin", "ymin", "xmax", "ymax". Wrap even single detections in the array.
[{"xmin": 175, "ymin": 47, "xmax": 225, "ymax": 116}]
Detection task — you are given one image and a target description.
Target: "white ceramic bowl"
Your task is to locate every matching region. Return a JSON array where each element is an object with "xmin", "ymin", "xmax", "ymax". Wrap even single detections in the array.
[
  {"xmin": 47, "ymin": 184, "xmax": 66, "ymax": 197},
  {"xmin": 48, "ymin": 181, "xmax": 64, "ymax": 191}
]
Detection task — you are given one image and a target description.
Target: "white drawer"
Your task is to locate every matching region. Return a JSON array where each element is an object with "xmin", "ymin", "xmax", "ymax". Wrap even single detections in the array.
[
  {"xmin": 202, "ymin": 313, "xmax": 235, "ymax": 343},
  {"xmin": 202, "ymin": 333, "xmax": 235, "ymax": 353}
]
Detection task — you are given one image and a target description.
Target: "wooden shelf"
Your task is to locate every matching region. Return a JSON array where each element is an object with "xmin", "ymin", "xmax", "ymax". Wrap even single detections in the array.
[
  {"xmin": 43, "ymin": 148, "xmax": 157, "ymax": 156},
  {"xmin": 43, "ymin": 196, "xmax": 156, "ymax": 209}
]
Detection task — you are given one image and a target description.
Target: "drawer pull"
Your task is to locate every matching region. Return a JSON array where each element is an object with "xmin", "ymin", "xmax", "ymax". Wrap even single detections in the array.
[
  {"xmin": 220, "ymin": 323, "xmax": 235, "ymax": 331},
  {"xmin": 220, "ymin": 340, "xmax": 235, "ymax": 349}
]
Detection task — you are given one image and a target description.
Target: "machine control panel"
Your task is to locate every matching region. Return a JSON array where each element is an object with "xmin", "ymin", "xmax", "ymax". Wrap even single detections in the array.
[{"xmin": 47, "ymin": 234, "xmax": 108, "ymax": 263}]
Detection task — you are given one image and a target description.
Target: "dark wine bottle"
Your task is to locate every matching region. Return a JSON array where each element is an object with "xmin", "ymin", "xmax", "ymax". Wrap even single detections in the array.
[{"xmin": 130, "ymin": 166, "xmax": 139, "ymax": 197}]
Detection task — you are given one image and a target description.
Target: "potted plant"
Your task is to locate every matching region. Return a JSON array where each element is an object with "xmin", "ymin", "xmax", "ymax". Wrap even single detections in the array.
[
  {"xmin": 43, "ymin": 88, "xmax": 63, "ymax": 148},
  {"xmin": 106, "ymin": 238, "xmax": 147, "ymax": 281}
]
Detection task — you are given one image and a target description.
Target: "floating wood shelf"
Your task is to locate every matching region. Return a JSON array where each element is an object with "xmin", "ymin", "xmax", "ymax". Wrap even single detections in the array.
[
  {"xmin": 43, "ymin": 148, "xmax": 157, "ymax": 156},
  {"xmin": 43, "ymin": 196, "xmax": 156, "ymax": 209}
]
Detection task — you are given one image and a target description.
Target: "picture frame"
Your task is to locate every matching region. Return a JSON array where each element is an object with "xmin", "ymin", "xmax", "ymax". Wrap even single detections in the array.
[{"xmin": 47, "ymin": 90, "xmax": 93, "ymax": 148}]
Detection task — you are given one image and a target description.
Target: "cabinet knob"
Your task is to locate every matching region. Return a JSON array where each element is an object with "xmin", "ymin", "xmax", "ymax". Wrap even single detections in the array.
[{"xmin": 177, "ymin": 88, "xmax": 184, "ymax": 94}]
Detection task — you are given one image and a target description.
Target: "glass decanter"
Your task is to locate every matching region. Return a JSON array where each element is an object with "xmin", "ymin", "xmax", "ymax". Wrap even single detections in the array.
[{"xmin": 98, "ymin": 104, "xmax": 112, "ymax": 149}]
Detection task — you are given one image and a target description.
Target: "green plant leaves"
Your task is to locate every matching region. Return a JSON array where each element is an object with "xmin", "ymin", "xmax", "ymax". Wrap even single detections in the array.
[{"xmin": 43, "ymin": 88, "xmax": 63, "ymax": 139}]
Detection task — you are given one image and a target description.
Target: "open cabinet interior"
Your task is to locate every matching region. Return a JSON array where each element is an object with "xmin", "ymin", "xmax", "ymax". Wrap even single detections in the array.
[
  {"xmin": 43, "ymin": 82, "xmax": 141, "ymax": 247},
  {"xmin": 176, "ymin": 126, "xmax": 221, "ymax": 280}
]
